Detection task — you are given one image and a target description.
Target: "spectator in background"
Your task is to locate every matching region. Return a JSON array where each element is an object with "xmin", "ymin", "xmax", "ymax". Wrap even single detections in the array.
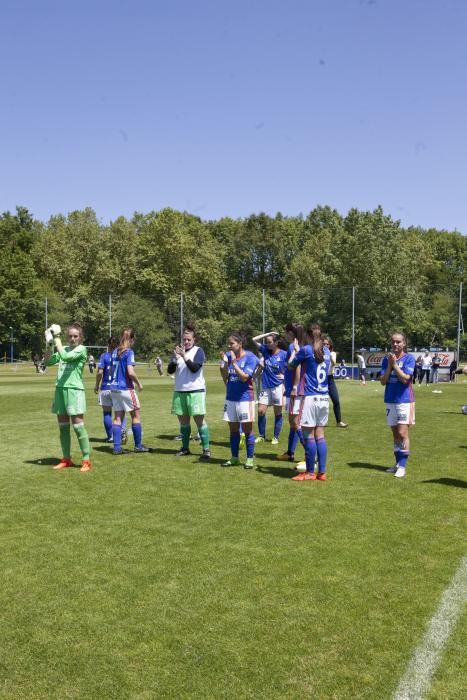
[
  {"xmin": 355, "ymin": 352, "xmax": 366, "ymax": 385},
  {"xmin": 449, "ymin": 359, "xmax": 457, "ymax": 382},
  {"xmin": 431, "ymin": 354, "xmax": 441, "ymax": 383},
  {"xmin": 155, "ymin": 355, "xmax": 163, "ymax": 376},
  {"xmin": 419, "ymin": 352, "xmax": 432, "ymax": 385},
  {"xmin": 88, "ymin": 353, "xmax": 97, "ymax": 374}
]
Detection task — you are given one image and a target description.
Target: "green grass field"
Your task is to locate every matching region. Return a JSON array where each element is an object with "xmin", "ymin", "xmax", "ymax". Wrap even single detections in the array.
[{"xmin": 1, "ymin": 365, "xmax": 466, "ymax": 699}]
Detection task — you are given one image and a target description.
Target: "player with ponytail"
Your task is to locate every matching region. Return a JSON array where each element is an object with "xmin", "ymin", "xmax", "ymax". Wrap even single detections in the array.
[{"xmin": 288, "ymin": 323, "xmax": 331, "ymax": 481}]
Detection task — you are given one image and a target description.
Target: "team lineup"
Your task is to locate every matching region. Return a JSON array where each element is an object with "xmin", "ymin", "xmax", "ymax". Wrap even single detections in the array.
[{"xmin": 44, "ymin": 322, "xmax": 415, "ymax": 479}]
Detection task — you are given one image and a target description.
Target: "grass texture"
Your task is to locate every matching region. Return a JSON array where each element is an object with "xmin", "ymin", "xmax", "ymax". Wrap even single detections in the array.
[{"xmin": 0, "ymin": 366, "xmax": 466, "ymax": 699}]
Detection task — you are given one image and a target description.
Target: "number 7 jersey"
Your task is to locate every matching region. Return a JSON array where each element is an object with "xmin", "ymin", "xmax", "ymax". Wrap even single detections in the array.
[{"xmin": 289, "ymin": 345, "xmax": 331, "ymax": 396}]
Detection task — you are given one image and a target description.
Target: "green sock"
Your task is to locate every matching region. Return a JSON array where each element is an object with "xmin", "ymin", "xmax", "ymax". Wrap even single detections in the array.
[
  {"xmin": 73, "ymin": 423, "xmax": 90, "ymax": 460},
  {"xmin": 181, "ymin": 424, "xmax": 191, "ymax": 450},
  {"xmin": 198, "ymin": 424, "xmax": 210, "ymax": 450},
  {"xmin": 59, "ymin": 422, "xmax": 71, "ymax": 459}
]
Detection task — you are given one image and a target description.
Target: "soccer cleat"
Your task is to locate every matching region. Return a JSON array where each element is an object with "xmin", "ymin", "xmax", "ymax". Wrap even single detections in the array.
[
  {"xmin": 134, "ymin": 445, "xmax": 150, "ymax": 453},
  {"xmin": 277, "ymin": 452, "xmax": 294, "ymax": 462},
  {"xmin": 112, "ymin": 448, "xmax": 125, "ymax": 455},
  {"xmin": 271, "ymin": 437, "xmax": 279, "ymax": 445},
  {"xmin": 386, "ymin": 466, "xmax": 398, "ymax": 473},
  {"xmin": 255, "ymin": 436, "xmax": 265, "ymax": 443},
  {"xmin": 239, "ymin": 433, "xmax": 246, "ymax": 447},
  {"xmin": 244, "ymin": 458, "xmax": 255, "ymax": 469},
  {"xmin": 395, "ymin": 466, "xmax": 406, "ymax": 478},
  {"xmin": 295, "ymin": 461, "xmax": 307, "ymax": 473},
  {"xmin": 175, "ymin": 448, "xmax": 191, "ymax": 457},
  {"xmin": 121, "ymin": 429, "xmax": 128, "ymax": 445},
  {"xmin": 80, "ymin": 460, "xmax": 92, "ymax": 472},
  {"xmin": 221, "ymin": 457, "xmax": 240, "ymax": 467},
  {"xmin": 174, "ymin": 434, "xmax": 182, "ymax": 441},
  {"xmin": 336, "ymin": 422, "xmax": 348, "ymax": 428},
  {"xmin": 53, "ymin": 458, "xmax": 73, "ymax": 470},
  {"xmin": 291, "ymin": 471, "xmax": 316, "ymax": 481},
  {"xmin": 192, "ymin": 434, "xmax": 201, "ymax": 442},
  {"xmin": 105, "ymin": 437, "xmax": 113, "ymax": 443},
  {"xmin": 317, "ymin": 472, "xmax": 327, "ymax": 481},
  {"xmin": 200, "ymin": 449, "xmax": 211, "ymax": 460}
]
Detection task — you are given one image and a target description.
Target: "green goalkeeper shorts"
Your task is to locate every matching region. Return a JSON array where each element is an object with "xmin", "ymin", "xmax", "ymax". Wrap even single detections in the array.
[
  {"xmin": 52, "ymin": 387, "xmax": 87, "ymax": 416},
  {"xmin": 171, "ymin": 391, "xmax": 206, "ymax": 417}
]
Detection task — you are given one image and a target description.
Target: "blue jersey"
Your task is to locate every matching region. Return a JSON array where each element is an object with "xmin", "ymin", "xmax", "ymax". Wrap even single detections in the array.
[
  {"xmin": 381, "ymin": 354, "xmax": 415, "ymax": 403},
  {"xmin": 225, "ymin": 351, "xmax": 259, "ymax": 402},
  {"xmin": 290, "ymin": 345, "xmax": 330, "ymax": 396},
  {"xmin": 260, "ymin": 344, "xmax": 287, "ymax": 389},
  {"xmin": 109, "ymin": 348, "xmax": 136, "ymax": 390},
  {"xmin": 97, "ymin": 351, "xmax": 113, "ymax": 389},
  {"xmin": 284, "ymin": 343, "xmax": 301, "ymax": 397}
]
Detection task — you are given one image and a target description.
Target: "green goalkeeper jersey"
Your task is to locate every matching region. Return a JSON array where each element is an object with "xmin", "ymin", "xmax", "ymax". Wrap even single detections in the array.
[{"xmin": 47, "ymin": 344, "xmax": 87, "ymax": 389}]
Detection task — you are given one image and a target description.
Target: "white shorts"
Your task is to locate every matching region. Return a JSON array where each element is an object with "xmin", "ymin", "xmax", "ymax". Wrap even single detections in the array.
[
  {"xmin": 258, "ymin": 385, "xmax": 284, "ymax": 407},
  {"xmin": 285, "ymin": 396, "xmax": 301, "ymax": 415},
  {"xmin": 385, "ymin": 403, "xmax": 415, "ymax": 426},
  {"xmin": 299, "ymin": 395, "xmax": 329, "ymax": 427},
  {"xmin": 223, "ymin": 400, "xmax": 255, "ymax": 423},
  {"xmin": 111, "ymin": 388, "xmax": 141, "ymax": 412},
  {"xmin": 98, "ymin": 389, "xmax": 113, "ymax": 409}
]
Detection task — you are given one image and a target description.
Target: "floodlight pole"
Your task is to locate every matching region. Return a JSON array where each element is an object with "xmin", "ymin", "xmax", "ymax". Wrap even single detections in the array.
[
  {"xmin": 180, "ymin": 293, "xmax": 184, "ymax": 342},
  {"xmin": 9, "ymin": 326, "xmax": 14, "ymax": 364},
  {"xmin": 456, "ymin": 282, "xmax": 463, "ymax": 377},
  {"xmin": 351, "ymin": 287, "xmax": 355, "ymax": 381},
  {"xmin": 262, "ymin": 289, "xmax": 265, "ymax": 334},
  {"xmin": 45, "ymin": 297, "xmax": 48, "ymax": 330},
  {"xmin": 109, "ymin": 294, "xmax": 112, "ymax": 338}
]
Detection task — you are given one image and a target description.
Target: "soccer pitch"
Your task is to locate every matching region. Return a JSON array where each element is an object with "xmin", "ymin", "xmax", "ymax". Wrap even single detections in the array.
[{"xmin": 1, "ymin": 366, "xmax": 466, "ymax": 699}]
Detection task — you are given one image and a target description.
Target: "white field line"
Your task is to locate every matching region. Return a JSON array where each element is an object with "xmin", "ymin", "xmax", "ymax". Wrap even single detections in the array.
[{"xmin": 393, "ymin": 554, "xmax": 467, "ymax": 700}]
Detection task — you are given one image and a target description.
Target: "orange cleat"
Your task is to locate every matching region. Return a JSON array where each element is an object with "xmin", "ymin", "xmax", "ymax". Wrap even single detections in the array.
[
  {"xmin": 53, "ymin": 458, "xmax": 73, "ymax": 470},
  {"xmin": 291, "ymin": 471, "xmax": 316, "ymax": 481},
  {"xmin": 80, "ymin": 460, "xmax": 92, "ymax": 473},
  {"xmin": 317, "ymin": 472, "xmax": 327, "ymax": 481},
  {"xmin": 277, "ymin": 452, "xmax": 294, "ymax": 462}
]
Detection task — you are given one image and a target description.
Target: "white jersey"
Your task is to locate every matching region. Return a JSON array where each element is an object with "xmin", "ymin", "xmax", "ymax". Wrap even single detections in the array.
[{"xmin": 174, "ymin": 345, "xmax": 206, "ymax": 392}]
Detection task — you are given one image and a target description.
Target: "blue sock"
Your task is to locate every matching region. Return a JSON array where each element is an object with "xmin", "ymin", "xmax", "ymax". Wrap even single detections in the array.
[
  {"xmin": 258, "ymin": 414, "xmax": 266, "ymax": 438},
  {"xmin": 297, "ymin": 428, "xmax": 305, "ymax": 449},
  {"xmin": 303, "ymin": 435, "xmax": 317, "ymax": 473},
  {"xmin": 246, "ymin": 432, "xmax": 255, "ymax": 458},
  {"xmin": 316, "ymin": 437, "xmax": 327, "ymax": 473},
  {"xmin": 112, "ymin": 423, "xmax": 122, "ymax": 451},
  {"xmin": 132, "ymin": 423, "xmax": 142, "ymax": 448},
  {"xmin": 230, "ymin": 432, "xmax": 240, "ymax": 458},
  {"xmin": 398, "ymin": 450, "xmax": 409, "ymax": 468},
  {"xmin": 103, "ymin": 412, "xmax": 112, "ymax": 439},
  {"xmin": 274, "ymin": 414, "xmax": 283, "ymax": 439},
  {"xmin": 287, "ymin": 428, "xmax": 299, "ymax": 456}
]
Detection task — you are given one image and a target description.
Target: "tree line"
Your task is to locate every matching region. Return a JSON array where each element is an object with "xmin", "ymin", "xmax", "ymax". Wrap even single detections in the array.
[{"xmin": 0, "ymin": 205, "xmax": 465, "ymax": 360}]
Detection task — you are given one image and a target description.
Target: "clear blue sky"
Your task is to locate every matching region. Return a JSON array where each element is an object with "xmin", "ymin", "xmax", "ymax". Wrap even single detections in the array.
[{"xmin": 1, "ymin": 0, "xmax": 466, "ymax": 232}]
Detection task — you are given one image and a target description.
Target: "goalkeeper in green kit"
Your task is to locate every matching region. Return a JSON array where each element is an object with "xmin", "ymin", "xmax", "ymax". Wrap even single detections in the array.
[{"xmin": 45, "ymin": 322, "xmax": 92, "ymax": 472}]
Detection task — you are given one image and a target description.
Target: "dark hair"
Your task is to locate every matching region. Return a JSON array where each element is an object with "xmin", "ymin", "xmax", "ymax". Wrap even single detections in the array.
[
  {"xmin": 184, "ymin": 322, "xmax": 196, "ymax": 338},
  {"xmin": 305, "ymin": 323, "xmax": 324, "ymax": 363},
  {"xmin": 322, "ymin": 334, "xmax": 334, "ymax": 352},
  {"xmin": 285, "ymin": 322, "xmax": 305, "ymax": 346},
  {"xmin": 117, "ymin": 328, "xmax": 135, "ymax": 357},
  {"xmin": 229, "ymin": 332, "xmax": 246, "ymax": 347},
  {"xmin": 108, "ymin": 336, "xmax": 118, "ymax": 351}
]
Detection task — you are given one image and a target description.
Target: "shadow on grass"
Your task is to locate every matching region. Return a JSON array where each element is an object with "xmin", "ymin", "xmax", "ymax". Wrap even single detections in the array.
[
  {"xmin": 422, "ymin": 478, "xmax": 467, "ymax": 489},
  {"xmin": 348, "ymin": 461, "xmax": 388, "ymax": 472},
  {"xmin": 256, "ymin": 465, "xmax": 296, "ymax": 479},
  {"xmin": 89, "ymin": 437, "xmax": 112, "ymax": 443},
  {"xmin": 25, "ymin": 457, "xmax": 62, "ymax": 466}
]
